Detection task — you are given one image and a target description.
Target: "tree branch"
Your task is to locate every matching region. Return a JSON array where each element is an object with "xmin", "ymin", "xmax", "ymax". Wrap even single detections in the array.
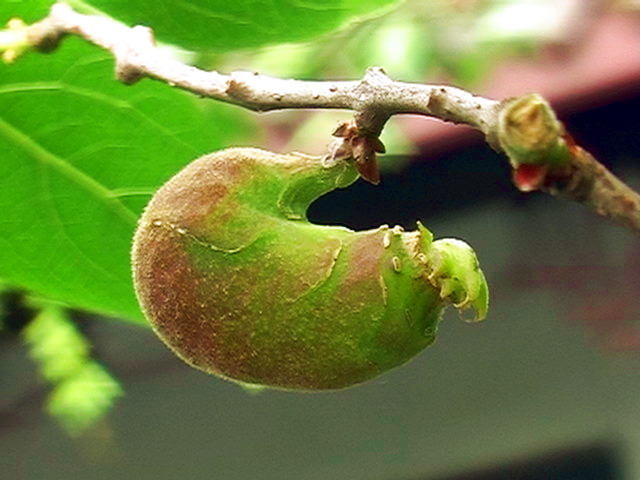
[
  {"xmin": 4, "ymin": 3, "xmax": 640, "ymax": 233},
  {"xmin": 28, "ymin": 5, "xmax": 500, "ymax": 133},
  {"xmin": 544, "ymin": 146, "xmax": 640, "ymax": 232}
]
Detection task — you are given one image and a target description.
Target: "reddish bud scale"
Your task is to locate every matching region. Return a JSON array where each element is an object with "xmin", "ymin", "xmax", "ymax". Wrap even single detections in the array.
[{"xmin": 513, "ymin": 164, "xmax": 548, "ymax": 192}]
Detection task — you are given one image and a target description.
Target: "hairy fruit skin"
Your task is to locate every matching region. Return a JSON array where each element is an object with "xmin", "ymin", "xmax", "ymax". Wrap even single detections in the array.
[{"xmin": 132, "ymin": 148, "xmax": 488, "ymax": 391}]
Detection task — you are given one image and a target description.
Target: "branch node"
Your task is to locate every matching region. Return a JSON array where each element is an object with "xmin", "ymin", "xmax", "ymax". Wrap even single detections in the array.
[
  {"xmin": 115, "ymin": 59, "xmax": 144, "ymax": 85},
  {"xmin": 498, "ymin": 93, "xmax": 570, "ymax": 168},
  {"xmin": 363, "ymin": 66, "xmax": 391, "ymax": 84},
  {"xmin": 28, "ymin": 21, "xmax": 64, "ymax": 54},
  {"xmin": 131, "ymin": 25, "xmax": 155, "ymax": 46},
  {"xmin": 225, "ymin": 74, "xmax": 249, "ymax": 98}
]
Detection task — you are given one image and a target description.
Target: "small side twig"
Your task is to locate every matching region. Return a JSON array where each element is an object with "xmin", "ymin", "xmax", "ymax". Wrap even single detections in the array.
[{"xmin": 3, "ymin": 3, "xmax": 640, "ymax": 232}]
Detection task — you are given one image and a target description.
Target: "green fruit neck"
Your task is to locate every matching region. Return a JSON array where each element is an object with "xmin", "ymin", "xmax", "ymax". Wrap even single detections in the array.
[{"xmin": 231, "ymin": 149, "xmax": 359, "ymax": 222}]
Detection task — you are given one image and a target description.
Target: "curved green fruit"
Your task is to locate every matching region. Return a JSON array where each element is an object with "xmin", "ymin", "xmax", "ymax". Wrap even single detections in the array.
[{"xmin": 132, "ymin": 148, "xmax": 488, "ymax": 391}]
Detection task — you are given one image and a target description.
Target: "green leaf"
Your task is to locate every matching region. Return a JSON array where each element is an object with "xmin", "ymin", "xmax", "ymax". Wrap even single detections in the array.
[
  {"xmin": 23, "ymin": 303, "xmax": 123, "ymax": 435},
  {"xmin": 23, "ymin": 303, "xmax": 89, "ymax": 382},
  {"xmin": 1, "ymin": 0, "xmax": 53, "ymax": 24},
  {"xmin": 0, "ymin": 38, "xmax": 250, "ymax": 322},
  {"xmin": 75, "ymin": 0, "xmax": 399, "ymax": 52},
  {"xmin": 47, "ymin": 361, "xmax": 123, "ymax": 435}
]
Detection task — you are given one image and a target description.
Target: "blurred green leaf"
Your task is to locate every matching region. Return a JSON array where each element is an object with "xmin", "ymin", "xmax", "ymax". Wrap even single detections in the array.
[
  {"xmin": 72, "ymin": 0, "xmax": 399, "ymax": 52},
  {"xmin": 1, "ymin": 0, "xmax": 53, "ymax": 23},
  {"xmin": 0, "ymin": 38, "xmax": 251, "ymax": 323},
  {"xmin": 23, "ymin": 304, "xmax": 123, "ymax": 435},
  {"xmin": 47, "ymin": 361, "xmax": 123, "ymax": 435},
  {"xmin": 23, "ymin": 303, "xmax": 89, "ymax": 382}
]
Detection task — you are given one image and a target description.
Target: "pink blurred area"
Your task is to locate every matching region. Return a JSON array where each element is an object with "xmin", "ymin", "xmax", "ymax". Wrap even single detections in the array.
[{"xmin": 403, "ymin": 10, "xmax": 640, "ymax": 154}]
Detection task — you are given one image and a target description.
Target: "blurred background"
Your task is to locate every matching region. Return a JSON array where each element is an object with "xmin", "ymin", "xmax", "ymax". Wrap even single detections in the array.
[{"xmin": 2, "ymin": 0, "xmax": 640, "ymax": 478}]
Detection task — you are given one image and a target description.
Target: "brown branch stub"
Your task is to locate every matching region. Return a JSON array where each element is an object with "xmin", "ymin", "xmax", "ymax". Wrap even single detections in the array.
[{"xmin": 3, "ymin": 3, "xmax": 640, "ymax": 233}]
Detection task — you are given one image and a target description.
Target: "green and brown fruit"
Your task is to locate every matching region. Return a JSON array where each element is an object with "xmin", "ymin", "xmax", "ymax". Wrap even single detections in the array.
[{"xmin": 132, "ymin": 148, "xmax": 488, "ymax": 391}]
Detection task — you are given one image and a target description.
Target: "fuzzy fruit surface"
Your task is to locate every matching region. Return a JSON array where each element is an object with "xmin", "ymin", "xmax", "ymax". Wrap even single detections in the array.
[{"xmin": 132, "ymin": 148, "xmax": 488, "ymax": 391}]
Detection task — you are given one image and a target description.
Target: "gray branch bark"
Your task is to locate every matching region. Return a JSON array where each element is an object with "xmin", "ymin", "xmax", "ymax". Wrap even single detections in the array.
[{"xmin": 9, "ymin": 2, "xmax": 640, "ymax": 233}]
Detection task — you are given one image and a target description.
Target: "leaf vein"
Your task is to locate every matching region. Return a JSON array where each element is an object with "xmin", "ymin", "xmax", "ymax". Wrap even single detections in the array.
[{"xmin": 0, "ymin": 116, "xmax": 137, "ymax": 226}]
